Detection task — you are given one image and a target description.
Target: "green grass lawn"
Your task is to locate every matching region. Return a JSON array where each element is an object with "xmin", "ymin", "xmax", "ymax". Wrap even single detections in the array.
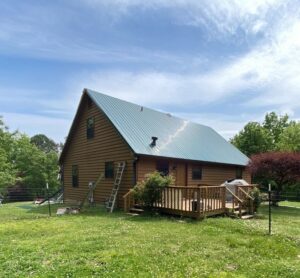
[
  {"xmin": 279, "ymin": 200, "xmax": 300, "ymax": 208},
  {"xmin": 0, "ymin": 202, "xmax": 299, "ymax": 278}
]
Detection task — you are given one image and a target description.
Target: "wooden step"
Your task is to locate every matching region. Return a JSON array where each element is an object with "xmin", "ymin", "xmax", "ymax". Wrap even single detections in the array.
[
  {"xmin": 241, "ymin": 214, "xmax": 254, "ymax": 220},
  {"xmin": 129, "ymin": 208, "xmax": 144, "ymax": 214},
  {"xmin": 233, "ymin": 209, "xmax": 247, "ymax": 215}
]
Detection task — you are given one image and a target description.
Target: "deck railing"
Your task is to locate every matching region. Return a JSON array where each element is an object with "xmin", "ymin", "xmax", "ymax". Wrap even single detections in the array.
[
  {"xmin": 153, "ymin": 185, "xmax": 226, "ymax": 219},
  {"xmin": 236, "ymin": 185, "xmax": 255, "ymax": 214},
  {"xmin": 123, "ymin": 190, "xmax": 135, "ymax": 212},
  {"xmin": 123, "ymin": 184, "xmax": 256, "ymax": 218}
]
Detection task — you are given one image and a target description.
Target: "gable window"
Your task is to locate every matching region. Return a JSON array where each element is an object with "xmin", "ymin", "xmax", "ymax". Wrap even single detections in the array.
[
  {"xmin": 192, "ymin": 166, "xmax": 202, "ymax": 180},
  {"xmin": 87, "ymin": 117, "xmax": 95, "ymax": 139},
  {"xmin": 156, "ymin": 160, "xmax": 169, "ymax": 176},
  {"xmin": 105, "ymin": 162, "xmax": 114, "ymax": 179},
  {"xmin": 72, "ymin": 165, "xmax": 79, "ymax": 187},
  {"xmin": 236, "ymin": 167, "xmax": 243, "ymax": 179}
]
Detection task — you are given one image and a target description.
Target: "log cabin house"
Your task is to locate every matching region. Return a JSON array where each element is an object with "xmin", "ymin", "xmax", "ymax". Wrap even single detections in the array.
[{"xmin": 59, "ymin": 89, "xmax": 253, "ymax": 218}]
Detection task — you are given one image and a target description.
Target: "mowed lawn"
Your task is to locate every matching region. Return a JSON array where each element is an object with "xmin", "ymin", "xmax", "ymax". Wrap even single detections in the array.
[{"xmin": 0, "ymin": 202, "xmax": 299, "ymax": 278}]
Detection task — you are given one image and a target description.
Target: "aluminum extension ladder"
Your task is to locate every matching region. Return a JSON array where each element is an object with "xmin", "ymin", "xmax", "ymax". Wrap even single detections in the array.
[{"xmin": 106, "ymin": 161, "xmax": 126, "ymax": 212}]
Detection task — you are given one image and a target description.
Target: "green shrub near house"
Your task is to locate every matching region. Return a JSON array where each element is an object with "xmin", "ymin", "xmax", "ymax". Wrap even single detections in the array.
[{"xmin": 132, "ymin": 171, "xmax": 174, "ymax": 208}]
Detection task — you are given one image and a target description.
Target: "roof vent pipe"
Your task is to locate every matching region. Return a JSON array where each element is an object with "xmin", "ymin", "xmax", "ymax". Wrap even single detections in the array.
[{"xmin": 150, "ymin": 136, "xmax": 158, "ymax": 147}]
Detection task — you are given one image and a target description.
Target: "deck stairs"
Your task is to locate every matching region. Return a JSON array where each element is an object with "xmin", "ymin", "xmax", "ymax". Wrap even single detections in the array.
[
  {"xmin": 229, "ymin": 205, "xmax": 254, "ymax": 219},
  {"xmin": 225, "ymin": 187, "xmax": 254, "ymax": 219},
  {"xmin": 128, "ymin": 205, "xmax": 144, "ymax": 215},
  {"xmin": 106, "ymin": 161, "xmax": 126, "ymax": 213}
]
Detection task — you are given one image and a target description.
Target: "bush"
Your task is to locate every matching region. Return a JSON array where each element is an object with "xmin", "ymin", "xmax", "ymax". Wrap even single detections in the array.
[
  {"xmin": 250, "ymin": 187, "xmax": 262, "ymax": 211},
  {"xmin": 132, "ymin": 171, "xmax": 174, "ymax": 209}
]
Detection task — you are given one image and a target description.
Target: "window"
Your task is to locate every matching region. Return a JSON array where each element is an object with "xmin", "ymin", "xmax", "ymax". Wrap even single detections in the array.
[
  {"xmin": 192, "ymin": 166, "xmax": 202, "ymax": 180},
  {"xmin": 86, "ymin": 117, "xmax": 95, "ymax": 139},
  {"xmin": 72, "ymin": 165, "xmax": 79, "ymax": 187},
  {"xmin": 156, "ymin": 160, "xmax": 169, "ymax": 176},
  {"xmin": 105, "ymin": 162, "xmax": 114, "ymax": 178},
  {"xmin": 236, "ymin": 167, "xmax": 243, "ymax": 179}
]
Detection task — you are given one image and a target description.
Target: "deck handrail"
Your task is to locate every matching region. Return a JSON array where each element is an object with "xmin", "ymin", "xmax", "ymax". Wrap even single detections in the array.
[
  {"xmin": 123, "ymin": 190, "xmax": 132, "ymax": 199},
  {"xmin": 166, "ymin": 185, "xmax": 225, "ymax": 189},
  {"xmin": 226, "ymin": 187, "xmax": 243, "ymax": 203},
  {"xmin": 238, "ymin": 187, "xmax": 254, "ymax": 201},
  {"xmin": 123, "ymin": 190, "xmax": 135, "ymax": 212}
]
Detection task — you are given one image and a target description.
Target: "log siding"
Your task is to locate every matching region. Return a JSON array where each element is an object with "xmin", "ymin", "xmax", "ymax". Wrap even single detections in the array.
[
  {"xmin": 62, "ymin": 94, "xmax": 135, "ymax": 208},
  {"xmin": 136, "ymin": 156, "xmax": 251, "ymax": 186}
]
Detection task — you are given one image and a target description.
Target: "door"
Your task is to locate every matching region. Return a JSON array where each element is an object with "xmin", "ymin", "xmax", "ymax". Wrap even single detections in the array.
[{"xmin": 176, "ymin": 163, "xmax": 187, "ymax": 187}]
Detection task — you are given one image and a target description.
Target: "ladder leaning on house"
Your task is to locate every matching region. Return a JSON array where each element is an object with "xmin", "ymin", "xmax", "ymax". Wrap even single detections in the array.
[
  {"xmin": 106, "ymin": 161, "xmax": 126, "ymax": 213},
  {"xmin": 79, "ymin": 172, "xmax": 104, "ymax": 210}
]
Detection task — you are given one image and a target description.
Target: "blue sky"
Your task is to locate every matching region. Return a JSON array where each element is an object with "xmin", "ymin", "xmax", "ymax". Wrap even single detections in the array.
[{"xmin": 1, "ymin": 0, "xmax": 300, "ymax": 143}]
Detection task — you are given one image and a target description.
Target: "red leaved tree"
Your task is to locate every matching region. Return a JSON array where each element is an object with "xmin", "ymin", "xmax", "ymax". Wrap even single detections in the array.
[{"xmin": 247, "ymin": 152, "xmax": 300, "ymax": 204}]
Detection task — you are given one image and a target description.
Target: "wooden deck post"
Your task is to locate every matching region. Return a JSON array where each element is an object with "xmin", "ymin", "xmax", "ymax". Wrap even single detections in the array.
[
  {"xmin": 222, "ymin": 186, "xmax": 226, "ymax": 212},
  {"xmin": 197, "ymin": 187, "xmax": 201, "ymax": 219}
]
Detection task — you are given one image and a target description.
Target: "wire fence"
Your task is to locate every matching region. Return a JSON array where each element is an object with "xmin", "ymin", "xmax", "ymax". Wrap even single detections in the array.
[{"xmin": 0, "ymin": 187, "xmax": 299, "ymax": 234}]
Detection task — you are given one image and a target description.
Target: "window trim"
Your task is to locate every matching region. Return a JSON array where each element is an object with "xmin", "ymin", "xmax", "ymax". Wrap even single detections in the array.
[
  {"xmin": 192, "ymin": 166, "xmax": 202, "ymax": 180},
  {"xmin": 72, "ymin": 165, "xmax": 79, "ymax": 187},
  {"xmin": 105, "ymin": 161, "xmax": 114, "ymax": 179}
]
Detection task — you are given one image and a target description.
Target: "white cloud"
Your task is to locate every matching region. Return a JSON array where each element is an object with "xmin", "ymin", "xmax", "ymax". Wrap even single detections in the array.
[
  {"xmin": 79, "ymin": 0, "xmax": 284, "ymax": 37},
  {"xmin": 2, "ymin": 0, "xmax": 300, "ymax": 142},
  {"xmin": 73, "ymin": 1, "xmax": 300, "ymax": 123}
]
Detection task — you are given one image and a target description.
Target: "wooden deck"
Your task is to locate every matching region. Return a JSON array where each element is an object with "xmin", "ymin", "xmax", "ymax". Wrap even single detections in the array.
[
  {"xmin": 152, "ymin": 186, "xmax": 226, "ymax": 219},
  {"xmin": 124, "ymin": 184, "xmax": 255, "ymax": 219}
]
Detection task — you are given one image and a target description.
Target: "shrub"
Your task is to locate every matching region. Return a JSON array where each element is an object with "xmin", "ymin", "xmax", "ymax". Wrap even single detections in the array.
[
  {"xmin": 249, "ymin": 187, "xmax": 262, "ymax": 211},
  {"xmin": 132, "ymin": 171, "xmax": 174, "ymax": 209}
]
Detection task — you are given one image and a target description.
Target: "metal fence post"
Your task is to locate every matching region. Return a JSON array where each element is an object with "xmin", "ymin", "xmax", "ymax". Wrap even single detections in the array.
[
  {"xmin": 46, "ymin": 183, "xmax": 51, "ymax": 217},
  {"xmin": 268, "ymin": 183, "xmax": 271, "ymax": 235}
]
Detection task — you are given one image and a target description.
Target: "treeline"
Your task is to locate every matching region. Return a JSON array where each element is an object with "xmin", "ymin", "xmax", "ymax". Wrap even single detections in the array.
[
  {"xmin": 0, "ymin": 117, "xmax": 61, "ymax": 200},
  {"xmin": 230, "ymin": 112, "xmax": 300, "ymax": 156},
  {"xmin": 231, "ymin": 112, "xmax": 300, "ymax": 196}
]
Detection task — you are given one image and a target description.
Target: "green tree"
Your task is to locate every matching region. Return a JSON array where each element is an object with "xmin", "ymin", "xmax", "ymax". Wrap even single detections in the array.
[
  {"xmin": 0, "ymin": 117, "xmax": 16, "ymax": 192},
  {"xmin": 277, "ymin": 122, "xmax": 300, "ymax": 152},
  {"xmin": 263, "ymin": 112, "xmax": 290, "ymax": 145},
  {"xmin": 30, "ymin": 134, "xmax": 58, "ymax": 153},
  {"xmin": 12, "ymin": 134, "xmax": 60, "ymax": 196},
  {"xmin": 230, "ymin": 122, "xmax": 272, "ymax": 156},
  {"xmin": 0, "ymin": 117, "xmax": 61, "ymax": 199}
]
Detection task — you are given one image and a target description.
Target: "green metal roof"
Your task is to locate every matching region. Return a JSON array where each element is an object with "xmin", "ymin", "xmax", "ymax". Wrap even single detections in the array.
[{"xmin": 87, "ymin": 89, "xmax": 249, "ymax": 166}]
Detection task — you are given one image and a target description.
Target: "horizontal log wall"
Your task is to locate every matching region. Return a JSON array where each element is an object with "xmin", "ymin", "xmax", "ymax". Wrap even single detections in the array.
[
  {"xmin": 137, "ymin": 156, "xmax": 251, "ymax": 186},
  {"xmin": 62, "ymin": 94, "xmax": 135, "ymax": 208}
]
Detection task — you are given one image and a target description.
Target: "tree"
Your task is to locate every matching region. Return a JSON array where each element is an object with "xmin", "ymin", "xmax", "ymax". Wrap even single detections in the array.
[
  {"xmin": 230, "ymin": 122, "xmax": 272, "ymax": 156},
  {"xmin": 12, "ymin": 134, "xmax": 60, "ymax": 196},
  {"xmin": 277, "ymin": 122, "xmax": 300, "ymax": 152},
  {"xmin": 231, "ymin": 112, "xmax": 297, "ymax": 156},
  {"xmin": 0, "ymin": 117, "xmax": 61, "ymax": 200},
  {"xmin": 30, "ymin": 134, "xmax": 58, "ymax": 153},
  {"xmin": 248, "ymin": 152, "xmax": 300, "ymax": 205},
  {"xmin": 263, "ymin": 112, "xmax": 290, "ymax": 144},
  {"xmin": 0, "ymin": 117, "xmax": 16, "ymax": 193}
]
